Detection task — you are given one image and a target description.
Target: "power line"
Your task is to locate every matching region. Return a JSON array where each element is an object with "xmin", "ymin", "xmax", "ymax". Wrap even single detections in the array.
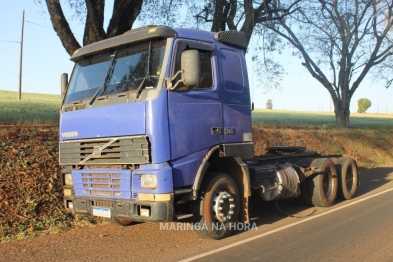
[
  {"xmin": 0, "ymin": 40, "xmax": 20, "ymax": 43},
  {"xmin": 25, "ymin": 20, "xmax": 52, "ymax": 29},
  {"xmin": 25, "ymin": 19, "xmax": 83, "ymax": 36},
  {"xmin": 0, "ymin": 19, "xmax": 51, "ymax": 44}
]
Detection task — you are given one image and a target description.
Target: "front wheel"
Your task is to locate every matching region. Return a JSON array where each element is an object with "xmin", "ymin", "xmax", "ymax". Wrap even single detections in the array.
[
  {"xmin": 193, "ymin": 173, "xmax": 240, "ymax": 240},
  {"xmin": 109, "ymin": 218, "xmax": 133, "ymax": 226},
  {"xmin": 308, "ymin": 158, "xmax": 338, "ymax": 207}
]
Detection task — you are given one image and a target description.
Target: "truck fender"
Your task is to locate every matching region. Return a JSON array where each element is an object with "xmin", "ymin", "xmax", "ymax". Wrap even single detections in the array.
[
  {"xmin": 192, "ymin": 146, "xmax": 219, "ymax": 199},
  {"xmin": 192, "ymin": 146, "xmax": 251, "ymax": 223}
]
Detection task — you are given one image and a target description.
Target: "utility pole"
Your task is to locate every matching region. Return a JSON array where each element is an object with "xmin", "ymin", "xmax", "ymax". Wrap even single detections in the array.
[
  {"xmin": 330, "ymin": 74, "xmax": 333, "ymax": 112},
  {"xmin": 18, "ymin": 10, "xmax": 25, "ymax": 101}
]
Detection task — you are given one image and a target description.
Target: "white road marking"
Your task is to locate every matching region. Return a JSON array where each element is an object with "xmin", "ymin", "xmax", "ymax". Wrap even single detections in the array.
[{"xmin": 179, "ymin": 187, "xmax": 393, "ymax": 262}]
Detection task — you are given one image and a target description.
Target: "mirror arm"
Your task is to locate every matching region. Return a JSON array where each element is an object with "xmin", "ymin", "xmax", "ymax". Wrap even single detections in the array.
[{"xmin": 166, "ymin": 70, "xmax": 184, "ymax": 90}]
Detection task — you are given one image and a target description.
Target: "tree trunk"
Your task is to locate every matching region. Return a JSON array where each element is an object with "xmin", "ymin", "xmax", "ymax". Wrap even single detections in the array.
[
  {"xmin": 43, "ymin": 0, "xmax": 144, "ymax": 56},
  {"xmin": 45, "ymin": 0, "xmax": 81, "ymax": 55},
  {"xmin": 333, "ymin": 97, "xmax": 351, "ymax": 127},
  {"xmin": 211, "ymin": 0, "xmax": 227, "ymax": 32},
  {"xmin": 107, "ymin": 0, "xmax": 143, "ymax": 38},
  {"xmin": 83, "ymin": 0, "xmax": 106, "ymax": 46}
]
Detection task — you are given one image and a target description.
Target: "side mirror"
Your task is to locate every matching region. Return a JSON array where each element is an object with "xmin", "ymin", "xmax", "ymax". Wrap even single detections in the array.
[
  {"xmin": 181, "ymin": 50, "xmax": 200, "ymax": 86},
  {"xmin": 61, "ymin": 73, "xmax": 68, "ymax": 101},
  {"xmin": 166, "ymin": 50, "xmax": 200, "ymax": 90}
]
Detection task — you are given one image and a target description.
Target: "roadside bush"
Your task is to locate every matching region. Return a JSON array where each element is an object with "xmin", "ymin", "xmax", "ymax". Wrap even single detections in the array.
[
  {"xmin": 266, "ymin": 99, "xmax": 273, "ymax": 109},
  {"xmin": 357, "ymin": 98, "xmax": 372, "ymax": 113}
]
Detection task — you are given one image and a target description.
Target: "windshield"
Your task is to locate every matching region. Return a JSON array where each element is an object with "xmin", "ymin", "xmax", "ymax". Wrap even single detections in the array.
[{"xmin": 65, "ymin": 39, "xmax": 166, "ymax": 104}]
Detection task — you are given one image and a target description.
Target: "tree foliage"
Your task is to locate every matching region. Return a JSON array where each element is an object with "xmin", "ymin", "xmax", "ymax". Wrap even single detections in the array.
[
  {"xmin": 139, "ymin": 0, "xmax": 301, "ymax": 91},
  {"xmin": 262, "ymin": 0, "xmax": 393, "ymax": 127},
  {"xmin": 266, "ymin": 99, "xmax": 273, "ymax": 109},
  {"xmin": 357, "ymin": 98, "xmax": 372, "ymax": 113}
]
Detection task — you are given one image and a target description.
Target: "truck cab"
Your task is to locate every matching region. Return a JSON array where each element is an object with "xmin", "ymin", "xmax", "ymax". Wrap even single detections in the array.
[{"xmin": 60, "ymin": 26, "xmax": 252, "ymax": 232}]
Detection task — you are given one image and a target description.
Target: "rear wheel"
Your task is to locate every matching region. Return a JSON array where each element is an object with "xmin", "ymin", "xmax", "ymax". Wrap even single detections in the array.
[
  {"xmin": 336, "ymin": 157, "xmax": 359, "ymax": 200},
  {"xmin": 308, "ymin": 158, "xmax": 338, "ymax": 207},
  {"xmin": 193, "ymin": 173, "xmax": 240, "ymax": 240}
]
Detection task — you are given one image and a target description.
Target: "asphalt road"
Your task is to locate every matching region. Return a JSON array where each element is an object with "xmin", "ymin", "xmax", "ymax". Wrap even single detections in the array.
[
  {"xmin": 184, "ymin": 185, "xmax": 393, "ymax": 262},
  {"xmin": 1, "ymin": 165, "xmax": 392, "ymax": 262}
]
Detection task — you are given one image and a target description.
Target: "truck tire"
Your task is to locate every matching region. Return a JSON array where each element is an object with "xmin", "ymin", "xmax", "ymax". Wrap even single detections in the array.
[
  {"xmin": 193, "ymin": 173, "xmax": 240, "ymax": 240},
  {"xmin": 109, "ymin": 218, "xmax": 133, "ymax": 226},
  {"xmin": 336, "ymin": 157, "xmax": 359, "ymax": 200},
  {"xmin": 308, "ymin": 158, "xmax": 338, "ymax": 207}
]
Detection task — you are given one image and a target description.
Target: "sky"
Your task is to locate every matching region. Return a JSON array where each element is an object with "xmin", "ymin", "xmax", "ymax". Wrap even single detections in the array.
[{"xmin": 1, "ymin": 0, "xmax": 392, "ymax": 113}]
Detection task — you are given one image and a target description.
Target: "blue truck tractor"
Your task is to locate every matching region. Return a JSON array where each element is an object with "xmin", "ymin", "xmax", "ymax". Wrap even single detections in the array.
[{"xmin": 59, "ymin": 25, "xmax": 359, "ymax": 239}]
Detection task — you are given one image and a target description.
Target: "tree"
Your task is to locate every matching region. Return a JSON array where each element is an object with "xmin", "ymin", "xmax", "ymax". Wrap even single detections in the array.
[
  {"xmin": 266, "ymin": 99, "xmax": 273, "ymax": 109},
  {"xmin": 37, "ymin": 0, "xmax": 302, "ymax": 92},
  {"xmin": 357, "ymin": 98, "xmax": 372, "ymax": 113},
  {"xmin": 139, "ymin": 0, "xmax": 301, "ymax": 91},
  {"xmin": 262, "ymin": 0, "xmax": 393, "ymax": 127},
  {"xmin": 38, "ymin": 0, "xmax": 301, "ymax": 56},
  {"xmin": 35, "ymin": 0, "xmax": 143, "ymax": 55},
  {"xmin": 140, "ymin": 1, "xmax": 302, "ymax": 46}
]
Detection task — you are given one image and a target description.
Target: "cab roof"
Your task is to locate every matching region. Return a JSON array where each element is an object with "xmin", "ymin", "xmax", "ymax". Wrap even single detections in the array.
[{"xmin": 70, "ymin": 25, "xmax": 247, "ymax": 61}]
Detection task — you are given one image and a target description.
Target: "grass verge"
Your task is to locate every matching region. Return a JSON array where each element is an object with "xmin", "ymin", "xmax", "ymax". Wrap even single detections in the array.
[
  {"xmin": 252, "ymin": 109, "xmax": 393, "ymax": 129},
  {"xmin": 0, "ymin": 90, "xmax": 60, "ymax": 125}
]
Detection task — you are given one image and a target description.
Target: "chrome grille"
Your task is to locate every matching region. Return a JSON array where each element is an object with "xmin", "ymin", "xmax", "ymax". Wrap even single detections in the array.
[
  {"xmin": 73, "ymin": 169, "xmax": 131, "ymax": 199},
  {"xmin": 60, "ymin": 136, "xmax": 150, "ymax": 165}
]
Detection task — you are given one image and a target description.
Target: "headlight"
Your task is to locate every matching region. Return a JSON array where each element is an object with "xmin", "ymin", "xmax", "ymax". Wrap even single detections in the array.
[
  {"xmin": 64, "ymin": 173, "xmax": 73, "ymax": 186},
  {"xmin": 141, "ymin": 174, "xmax": 157, "ymax": 189}
]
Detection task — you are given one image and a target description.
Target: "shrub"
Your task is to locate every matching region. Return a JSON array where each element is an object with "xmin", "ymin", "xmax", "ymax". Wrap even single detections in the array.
[
  {"xmin": 357, "ymin": 98, "xmax": 371, "ymax": 113},
  {"xmin": 266, "ymin": 99, "xmax": 273, "ymax": 109}
]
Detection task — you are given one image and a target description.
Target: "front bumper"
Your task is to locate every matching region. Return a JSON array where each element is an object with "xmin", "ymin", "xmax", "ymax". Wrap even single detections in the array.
[
  {"xmin": 62, "ymin": 164, "xmax": 174, "ymax": 222},
  {"xmin": 64, "ymin": 196, "xmax": 174, "ymax": 222}
]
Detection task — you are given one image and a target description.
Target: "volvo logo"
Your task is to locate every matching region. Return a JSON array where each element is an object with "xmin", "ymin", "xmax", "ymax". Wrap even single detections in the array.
[
  {"xmin": 93, "ymin": 146, "xmax": 101, "ymax": 157},
  {"xmin": 61, "ymin": 131, "xmax": 79, "ymax": 138}
]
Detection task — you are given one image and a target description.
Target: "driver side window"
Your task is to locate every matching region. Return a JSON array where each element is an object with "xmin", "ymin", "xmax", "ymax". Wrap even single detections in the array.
[{"xmin": 174, "ymin": 45, "xmax": 214, "ymax": 91}]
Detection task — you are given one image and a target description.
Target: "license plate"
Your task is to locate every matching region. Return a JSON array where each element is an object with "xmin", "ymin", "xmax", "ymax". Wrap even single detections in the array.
[{"xmin": 92, "ymin": 207, "xmax": 111, "ymax": 218}]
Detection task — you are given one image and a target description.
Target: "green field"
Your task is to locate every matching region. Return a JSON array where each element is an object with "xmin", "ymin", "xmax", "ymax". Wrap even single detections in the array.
[
  {"xmin": 252, "ymin": 109, "xmax": 393, "ymax": 129},
  {"xmin": 0, "ymin": 90, "xmax": 61, "ymax": 125},
  {"xmin": 0, "ymin": 90, "xmax": 392, "ymax": 128}
]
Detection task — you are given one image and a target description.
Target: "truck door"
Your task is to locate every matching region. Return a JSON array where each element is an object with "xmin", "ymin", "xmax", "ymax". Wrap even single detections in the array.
[
  {"xmin": 168, "ymin": 41, "xmax": 222, "ymax": 160},
  {"xmin": 218, "ymin": 47, "xmax": 252, "ymax": 144}
]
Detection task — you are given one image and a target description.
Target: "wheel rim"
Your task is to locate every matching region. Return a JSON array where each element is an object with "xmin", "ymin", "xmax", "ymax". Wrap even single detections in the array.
[
  {"xmin": 323, "ymin": 169, "xmax": 333, "ymax": 196},
  {"xmin": 346, "ymin": 166, "xmax": 354, "ymax": 191},
  {"xmin": 212, "ymin": 189, "xmax": 235, "ymax": 223}
]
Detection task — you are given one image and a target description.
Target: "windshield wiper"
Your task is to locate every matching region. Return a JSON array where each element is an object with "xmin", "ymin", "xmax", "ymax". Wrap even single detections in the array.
[
  {"xmin": 135, "ymin": 41, "xmax": 152, "ymax": 101},
  {"xmin": 89, "ymin": 50, "xmax": 118, "ymax": 106}
]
